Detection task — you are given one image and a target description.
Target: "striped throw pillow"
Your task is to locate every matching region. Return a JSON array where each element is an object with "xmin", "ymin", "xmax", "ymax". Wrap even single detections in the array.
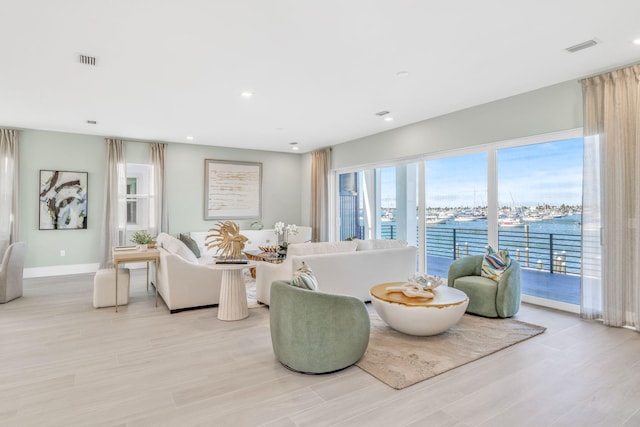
[
  {"xmin": 481, "ymin": 246, "xmax": 511, "ymax": 281},
  {"xmin": 291, "ymin": 262, "xmax": 319, "ymax": 291}
]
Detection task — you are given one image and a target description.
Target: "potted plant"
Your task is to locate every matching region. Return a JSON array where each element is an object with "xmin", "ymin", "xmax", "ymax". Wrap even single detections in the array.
[
  {"xmin": 131, "ymin": 230, "xmax": 155, "ymax": 249},
  {"xmin": 274, "ymin": 222, "xmax": 298, "ymax": 255}
]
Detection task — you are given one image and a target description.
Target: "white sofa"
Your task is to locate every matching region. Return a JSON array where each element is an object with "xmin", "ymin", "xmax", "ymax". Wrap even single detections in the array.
[
  {"xmin": 256, "ymin": 240, "xmax": 417, "ymax": 305},
  {"xmin": 153, "ymin": 227, "xmax": 312, "ymax": 312},
  {"xmin": 155, "ymin": 232, "xmax": 222, "ymax": 313}
]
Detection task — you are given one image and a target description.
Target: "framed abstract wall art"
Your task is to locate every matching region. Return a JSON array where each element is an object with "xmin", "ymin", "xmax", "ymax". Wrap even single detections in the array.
[
  {"xmin": 204, "ymin": 159, "xmax": 262, "ymax": 220},
  {"xmin": 39, "ymin": 170, "xmax": 88, "ymax": 230}
]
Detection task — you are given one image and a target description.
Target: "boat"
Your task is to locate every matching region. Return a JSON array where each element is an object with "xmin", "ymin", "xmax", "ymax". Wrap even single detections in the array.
[
  {"xmin": 454, "ymin": 215, "xmax": 477, "ymax": 222},
  {"xmin": 498, "ymin": 217, "xmax": 524, "ymax": 227},
  {"xmin": 426, "ymin": 215, "xmax": 447, "ymax": 225}
]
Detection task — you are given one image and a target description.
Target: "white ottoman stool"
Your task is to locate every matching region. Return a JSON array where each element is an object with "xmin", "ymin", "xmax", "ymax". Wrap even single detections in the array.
[{"xmin": 93, "ymin": 268, "xmax": 130, "ymax": 308}]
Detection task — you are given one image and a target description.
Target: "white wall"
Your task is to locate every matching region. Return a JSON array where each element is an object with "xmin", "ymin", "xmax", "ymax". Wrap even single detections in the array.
[{"xmin": 18, "ymin": 129, "xmax": 304, "ymax": 273}]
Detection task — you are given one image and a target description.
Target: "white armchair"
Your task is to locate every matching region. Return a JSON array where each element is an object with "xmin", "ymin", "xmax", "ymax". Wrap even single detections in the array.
[{"xmin": 0, "ymin": 242, "xmax": 26, "ymax": 303}]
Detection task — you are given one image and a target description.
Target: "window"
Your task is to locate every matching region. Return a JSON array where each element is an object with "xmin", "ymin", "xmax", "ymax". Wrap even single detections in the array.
[
  {"xmin": 497, "ymin": 138, "xmax": 583, "ymax": 306},
  {"xmin": 334, "ymin": 129, "xmax": 583, "ymax": 312},
  {"xmin": 337, "ymin": 163, "xmax": 418, "ymax": 247},
  {"xmin": 425, "ymin": 152, "xmax": 488, "ymax": 277},
  {"xmin": 125, "ymin": 164, "xmax": 152, "ymax": 230}
]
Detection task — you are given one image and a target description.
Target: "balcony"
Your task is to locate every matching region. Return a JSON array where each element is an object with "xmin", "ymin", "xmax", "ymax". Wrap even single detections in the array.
[{"xmin": 379, "ymin": 223, "xmax": 581, "ymax": 305}]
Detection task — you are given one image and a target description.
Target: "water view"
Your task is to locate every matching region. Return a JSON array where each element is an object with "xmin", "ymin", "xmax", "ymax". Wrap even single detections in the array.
[{"xmin": 339, "ymin": 136, "xmax": 584, "ymax": 306}]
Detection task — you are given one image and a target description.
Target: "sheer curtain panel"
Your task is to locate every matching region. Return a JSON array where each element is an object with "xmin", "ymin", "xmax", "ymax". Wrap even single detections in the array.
[
  {"xmin": 310, "ymin": 148, "xmax": 331, "ymax": 242},
  {"xmin": 150, "ymin": 143, "xmax": 168, "ymax": 236},
  {"xmin": 581, "ymin": 64, "xmax": 640, "ymax": 329},
  {"xmin": 0, "ymin": 129, "xmax": 19, "ymax": 255},
  {"xmin": 100, "ymin": 138, "xmax": 126, "ymax": 269}
]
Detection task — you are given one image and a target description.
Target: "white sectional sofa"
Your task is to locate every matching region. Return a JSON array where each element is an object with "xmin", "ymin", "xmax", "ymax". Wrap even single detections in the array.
[{"xmin": 256, "ymin": 240, "xmax": 417, "ymax": 305}]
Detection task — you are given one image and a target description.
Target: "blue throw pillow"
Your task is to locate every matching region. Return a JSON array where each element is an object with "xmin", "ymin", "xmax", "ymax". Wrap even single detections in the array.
[
  {"xmin": 481, "ymin": 246, "xmax": 511, "ymax": 281},
  {"xmin": 291, "ymin": 262, "xmax": 318, "ymax": 291}
]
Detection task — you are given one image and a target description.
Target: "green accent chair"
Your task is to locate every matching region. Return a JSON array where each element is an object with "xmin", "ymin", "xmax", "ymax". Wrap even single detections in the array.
[
  {"xmin": 269, "ymin": 280, "xmax": 370, "ymax": 374},
  {"xmin": 447, "ymin": 255, "xmax": 521, "ymax": 318}
]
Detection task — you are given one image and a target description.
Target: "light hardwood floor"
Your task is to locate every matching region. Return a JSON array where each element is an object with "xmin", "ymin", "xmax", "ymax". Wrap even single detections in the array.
[{"xmin": 2, "ymin": 270, "xmax": 640, "ymax": 427}]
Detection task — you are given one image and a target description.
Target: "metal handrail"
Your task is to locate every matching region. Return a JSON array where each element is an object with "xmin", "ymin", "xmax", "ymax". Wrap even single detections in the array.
[{"xmin": 379, "ymin": 223, "xmax": 582, "ymax": 274}]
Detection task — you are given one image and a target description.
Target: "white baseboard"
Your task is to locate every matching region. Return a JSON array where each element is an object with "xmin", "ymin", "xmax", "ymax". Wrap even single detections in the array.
[{"xmin": 24, "ymin": 262, "xmax": 148, "ymax": 278}]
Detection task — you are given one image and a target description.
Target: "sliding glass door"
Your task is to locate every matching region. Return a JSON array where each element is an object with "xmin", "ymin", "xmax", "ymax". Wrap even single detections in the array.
[
  {"xmin": 337, "ymin": 163, "xmax": 418, "ymax": 247},
  {"xmin": 334, "ymin": 130, "xmax": 584, "ymax": 311},
  {"xmin": 496, "ymin": 138, "xmax": 583, "ymax": 306},
  {"xmin": 424, "ymin": 153, "xmax": 488, "ymax": 277}
]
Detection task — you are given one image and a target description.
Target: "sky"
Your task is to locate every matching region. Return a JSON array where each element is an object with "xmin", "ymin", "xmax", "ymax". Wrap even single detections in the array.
[{"xmin": 380, "ymin": 137, "xmax": 583, "ymax": 209}]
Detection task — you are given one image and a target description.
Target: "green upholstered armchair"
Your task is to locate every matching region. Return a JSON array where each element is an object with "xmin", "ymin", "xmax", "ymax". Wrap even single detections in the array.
[
  {"xmin": 269, "ymin": 280, "xmax": 370, "ymax": 374},
  {"xmin": 447, "ymin": 255, "xmax": 521, "ymax": 318}
]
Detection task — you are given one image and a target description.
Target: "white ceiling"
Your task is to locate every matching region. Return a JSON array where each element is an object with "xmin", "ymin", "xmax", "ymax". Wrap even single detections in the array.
[{"xmin": 1, "ymin": 1, "xmax": 639, "ymax": 153}]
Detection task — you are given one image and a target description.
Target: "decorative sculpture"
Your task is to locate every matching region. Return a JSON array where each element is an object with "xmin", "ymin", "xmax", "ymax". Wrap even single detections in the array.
[
  {"xmin": 386, "ymin": 274, "xmax": 443, "ymax": 299},
  {"xmin": 206, "ymin": 221, "xmax": 248, "ymax": 261}
]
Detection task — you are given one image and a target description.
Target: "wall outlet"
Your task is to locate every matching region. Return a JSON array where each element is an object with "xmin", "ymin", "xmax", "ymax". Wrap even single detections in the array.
[{"xmin": 60, "ymin": 250, "xmax": 66, "ymax": 257}]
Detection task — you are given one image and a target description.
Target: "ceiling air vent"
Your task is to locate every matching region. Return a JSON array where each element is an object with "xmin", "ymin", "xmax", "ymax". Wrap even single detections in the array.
[
  {"xmin": 565, "ymin": 40, "xmax": 598, "ymax": 53},
  {"xmin": 79, "ymin": 54, "xmax": 97, "ymax": 66}
]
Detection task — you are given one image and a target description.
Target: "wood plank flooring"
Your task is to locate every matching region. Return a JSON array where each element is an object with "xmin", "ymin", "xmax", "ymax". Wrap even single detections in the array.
[{"xmin": 1, "ymin": 270, "xmax": 639, "ymax": 426}]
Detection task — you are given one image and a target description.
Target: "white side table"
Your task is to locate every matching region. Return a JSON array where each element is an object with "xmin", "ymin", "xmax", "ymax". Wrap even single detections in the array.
[{"xmin": 208, "ymin": 261, "xmax": 256, "ymax": 321}]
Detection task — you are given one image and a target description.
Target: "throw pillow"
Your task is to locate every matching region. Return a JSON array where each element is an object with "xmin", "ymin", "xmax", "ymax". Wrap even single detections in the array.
[
  {"xmin": 291, "ymin": 262, "xmax": 319, "ymax": 291},
  {"xmin": 481, "ymin": 246, "xmax": 512, "ymax": 281},
  {"xmin": 165, "ymin": 236, "xmax": 198, "ymax": 264},
  {"xmin": 178, "ymin": 233, "xmax": 201, "ymax": 258}
]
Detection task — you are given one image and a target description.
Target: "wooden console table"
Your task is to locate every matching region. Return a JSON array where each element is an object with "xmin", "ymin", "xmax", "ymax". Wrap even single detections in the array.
[{"xmin": 112, "ymin": 247, "xmax": 160, "ymax": 312}]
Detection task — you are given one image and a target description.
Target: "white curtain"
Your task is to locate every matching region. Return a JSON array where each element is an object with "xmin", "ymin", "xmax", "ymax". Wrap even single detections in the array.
[
  {"xmin": 310, "ymin": 148, "xmax": 331, "ymax": 242},
  {"xmin": 100, "ymin": 138, "xmax": 126, "ymax": 268},
  {"xmin": 0, "ymin": 129, "xmax": 19, "ymax": 256},
  {"xmin": 150, "ymin": 143, "xmax": 168, "ymax": 236},
  {"xmin": 581, "ymin": 64, "xmax": 640, "ymax": 328}
]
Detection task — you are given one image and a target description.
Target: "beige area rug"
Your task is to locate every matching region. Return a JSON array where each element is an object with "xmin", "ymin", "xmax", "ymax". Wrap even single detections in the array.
[{"xmin": 356, "ymin": 314, "xmax": 546, "ymax": 390}]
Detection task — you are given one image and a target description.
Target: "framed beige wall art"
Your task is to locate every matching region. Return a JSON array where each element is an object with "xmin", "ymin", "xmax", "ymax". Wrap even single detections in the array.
[{"xmin": 204, "ymin": 159, "xmax": 262, "ymax": 220}]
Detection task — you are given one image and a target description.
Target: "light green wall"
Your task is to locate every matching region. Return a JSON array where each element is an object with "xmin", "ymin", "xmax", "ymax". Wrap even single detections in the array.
[
  {"xmin": 19, "ymin": 130, "xmax": 303, "ymax": 269},
  {"xmin": 165, "ymin": 142, "xmax": 302, "ymax": 234},
  {"xmin": 331, "ymin": 80, "xmax": 583, "ymax": 170},
  {"xmin": 19, "ymin": 130, "xmax": 106, "ymax": 268}
]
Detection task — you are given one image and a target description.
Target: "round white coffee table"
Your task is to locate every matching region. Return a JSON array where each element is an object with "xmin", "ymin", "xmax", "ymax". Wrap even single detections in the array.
[
  {"xmin": 370, "ymin": 283, "xmax": 469, "ymax": 336},
  {"xmin": 208, "ymin": 261, "xmax": 256, "ymax": 321}
]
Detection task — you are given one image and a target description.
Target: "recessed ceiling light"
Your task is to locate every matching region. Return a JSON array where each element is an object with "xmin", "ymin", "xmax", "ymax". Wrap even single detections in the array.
[
  {"xmin": 384, "ymin": 117, "xmax": 394, "ymax": 122},
  {"xmin": 633, "ymin": 38, "xmax": 640, "ymax": 45},
  {"xmin": 290, "ymin": 142, "xmax": 299, "ymax": 150},
  {"xmin": 186, "ymin": 136, "xmax": 194, "ymax": 140},
  {"xmin": 86, "ymin": 120, "xmax": 97, "ymax": 124},
  {"xmin": 375, "ymin": 110, "xmax": 390, "ymax": 116},
  {"xmin": 396, "ymin": 71, "xmax": 409, "ymax": 78},
  {"xmin": 241, "ymin": 91, "xmax": 253, "ymax": 98}
]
